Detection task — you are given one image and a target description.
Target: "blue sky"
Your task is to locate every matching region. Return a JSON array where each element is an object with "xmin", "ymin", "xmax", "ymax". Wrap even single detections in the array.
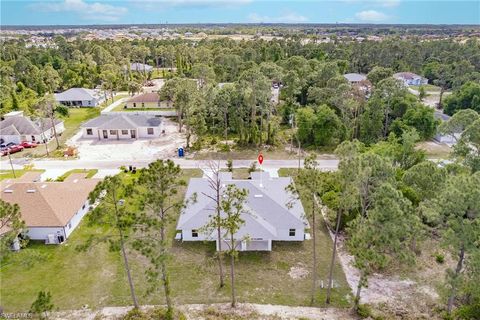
[{"xmin": 1, "ymin": 0, "xmax": 479, "ymax": 25}]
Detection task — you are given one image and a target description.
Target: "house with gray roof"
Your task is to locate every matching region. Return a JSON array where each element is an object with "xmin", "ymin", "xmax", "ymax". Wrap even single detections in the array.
[
  {"xmin": 176, "ymin": 172, "xmax": 309, "ymax": 251},
  {"xmin": 393, "ymin": 72, "xmax": 428, "ymax": 86},
  {"xmin": 434, "ymin": 111, "xmax": 458, "ymax": 145},
  {"xmin": 81, "ymin": 114, "xmax": 164, "ymax": 140},
  {"xmin": 127, "ymin": 63, "xmax": 153, "ymax": 73},
  {"xmin": 55, "ymin": 88, "xmax": 105, "ymax": 107},
  {"xmin": 1, "ymin": 111, "xmax": 65, "ymax": 145},
  {"xmin": 343, "ymin": 73, "xmax": 367, "ymax": 84}
]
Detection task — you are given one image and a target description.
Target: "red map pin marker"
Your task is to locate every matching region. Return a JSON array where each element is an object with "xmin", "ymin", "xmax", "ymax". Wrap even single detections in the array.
[{"xmin": 258, "ymin": 154, "xmax": 264, "ymax": 165}]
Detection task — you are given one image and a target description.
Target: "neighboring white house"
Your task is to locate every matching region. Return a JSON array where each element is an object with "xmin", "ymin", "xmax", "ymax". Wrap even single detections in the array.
[
  {"xmin": 343, "ymin": 73, "xmax": 367, "ymax": 84},
  {"xmin": 55, "ymin": 88, "xmax": 105, "ymax": 107},
  {"xmin": 176, "ymin": 172, "xmax": 309, "ymax": 252},
  {"xmin": 124, "ymin": 92, "xmax": 173, "ymax": 109},
  {"xmin": 81, "ymin": 114, "xmax": 164, "ymax": 140},
  {"xmin": 434, "ymin": 111, "xmax": 460, "ymax": 145},
  {"xmin": 127, "ymin": 63, "xmax": 154, "ymax": 73},
  {"xmin": 393, "ymin": 72, "xmax": 429, "ymax": 86},
  {"xmin": 1, "ymin": 175, "xmax": 99, "ymax": 244},
  {"xmin": 0, "ymin": 111, "xmax": 65, "ymax": 145}
]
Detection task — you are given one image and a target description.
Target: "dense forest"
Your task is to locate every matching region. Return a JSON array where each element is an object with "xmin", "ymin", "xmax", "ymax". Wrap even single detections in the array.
[{"xmin": 1, "ymin": 36, "xmax": 479, "ymax": 150}]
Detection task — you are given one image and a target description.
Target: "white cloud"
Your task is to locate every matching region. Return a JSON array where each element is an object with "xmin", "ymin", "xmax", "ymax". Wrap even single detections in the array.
[
  {"xmin": 355, "ymin": 10, "xmax": 389, "ymax": 22},
  {"xmin": 340, "ymin": 0, "xmax": 400, "ymax": 7},
  {"xmin": 130, "ymin": 0, "xmax": 252, "ymax": 10},
  {"xmin": 248, "ymin": 12, "xmax": 308, "ymax": 23},
  {"xmin": 32, "ymin": 0, "xmax": 128, "ymax": 22}
]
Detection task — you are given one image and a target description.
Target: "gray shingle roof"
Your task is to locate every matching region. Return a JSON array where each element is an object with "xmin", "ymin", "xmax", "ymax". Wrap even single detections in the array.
[
  {"xmin": 1, "ymin": 116, "xmax": 61, "ymax": 135},
  {"xmin": 81, "ymin": 114, "xmax": 162, "ymax": 129},
  {"xmin": 55, "ymin": 88, "xmax": 101, "ymax": 102},
  {"xmin": 128, "ymin": 63, "xmax": 153, "ymax": 72},
  {"xmin": 344, "ymin": 73, "xmax": 367, "ymax": 82},
  {"xmin": 177, "ymin": 174, "xmax": 308, "ymax": 240}
]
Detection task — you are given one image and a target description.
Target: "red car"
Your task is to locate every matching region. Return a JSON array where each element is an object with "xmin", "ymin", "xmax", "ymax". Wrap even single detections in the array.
[
  {"xmin": 20, "ymin": 141, "xmax": 38, "ymax": 148},
  {"xmin": 1, "ymin": 145, "xmax": 24, "ymax": 156}
]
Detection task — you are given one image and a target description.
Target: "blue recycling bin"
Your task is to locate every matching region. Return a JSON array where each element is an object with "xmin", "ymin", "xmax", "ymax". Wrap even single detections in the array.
[{"xmin": 178, "ymin": 147, "xmax": 184, "ymax": 157}]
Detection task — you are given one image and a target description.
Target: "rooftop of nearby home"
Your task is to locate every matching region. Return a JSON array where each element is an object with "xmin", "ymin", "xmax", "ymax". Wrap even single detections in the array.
[{"xmin": 1, "ymin": 178, "xmax": 99, "ymax": 227}]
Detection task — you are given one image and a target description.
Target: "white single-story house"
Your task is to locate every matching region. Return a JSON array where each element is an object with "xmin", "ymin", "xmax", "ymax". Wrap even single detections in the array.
[
  {"xmin": 0, "ymin": 111, "xmax": 65, "ymax": 145},
  {"xmin": 393, "ymin": 72, "xmax": 428, "ymax": 86},
  {"xmin": 126, "ymin": 63, "xmax": 153, "ymax": 73},
  {"xmin": 55, "ymin": 88, "xmax": 105, "ymax": 107},
  {"xmin": 125, "ymin": 92, "xmax": 173, "ymax": 109},
  {"xmin": 1, "ymin": 175, "xmax": 99, "ymax": 244},
  {"xmin": 434, "ymin": 111, "xmax": 459, "ymax": 145},
  {"xmin": 176, "ymin": 172, "xmax": 309, "ymax": 252},
  {"xmin": 81, "ymin": 114, "xmax": 164, "ymax": 140},
  {"xmin": 343, "ymin": 73, "xmax": 367, "ymax": 84}
]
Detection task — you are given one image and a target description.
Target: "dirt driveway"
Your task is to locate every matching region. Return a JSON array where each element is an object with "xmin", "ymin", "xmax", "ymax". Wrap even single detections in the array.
[{"xmin": 67, "ymin": 118, "xmax": 185, "ymax": 161}]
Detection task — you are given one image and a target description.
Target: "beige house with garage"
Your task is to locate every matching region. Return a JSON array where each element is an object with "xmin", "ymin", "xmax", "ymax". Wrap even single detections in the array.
[{"xmin": 81, "ymin": 114, "xmax": 164, "ymax": 140}]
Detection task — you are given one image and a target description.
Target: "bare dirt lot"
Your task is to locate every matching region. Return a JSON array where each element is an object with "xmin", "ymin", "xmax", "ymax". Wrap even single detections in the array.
[{"xmin": 66, "ymin": 118, "xmax": 186, "ymax": 161}]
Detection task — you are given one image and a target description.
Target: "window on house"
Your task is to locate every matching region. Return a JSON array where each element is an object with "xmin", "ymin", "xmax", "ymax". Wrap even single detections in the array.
[
  {"xmin": 141, "ymin": 102, "xmax": 145, "ymax": 107},
  {"xmin": 192, "ymin": 230, "xmax": 198, "ymax": 238},
  {"xmin": 86, "ymin": 129, "xmax": 93, "ymax": 135},
  {"xmin": 147, "ymin": 128, "xmax": 154, "ymax": 135},
  {"xmin": 68, "ymin": 223, "xmax": 72, "ymax": 229},
  {"xmin": 82, "ymin": 204, "xmax": 86, "ymax": 210},
  {"xmin": 122, "ymin": 130, "xmax": 128, "ymax": 135},
  {"xmin": 289, "ymin": 229, "xmax": 296, "ymax": 237},
  {"xmin": 110, "ymin": 130, "xmax": 117, "ymax": 135}
]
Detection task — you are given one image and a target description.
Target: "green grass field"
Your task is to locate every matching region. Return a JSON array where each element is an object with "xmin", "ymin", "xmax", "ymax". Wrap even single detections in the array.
[
  {"xmin": 1, "ymin": 169, "xmax": 351, "ymax": 312},
  {"xmin": 0, "ymin": 169, "xmax": 45, "ymax": 181},
  {"xmin": 410, "ymin": 84, "xmax": 441, "ymax": 92},
  {"xmin": 55, "ymin": 169, "xmax": 99, "ymax": 181}
]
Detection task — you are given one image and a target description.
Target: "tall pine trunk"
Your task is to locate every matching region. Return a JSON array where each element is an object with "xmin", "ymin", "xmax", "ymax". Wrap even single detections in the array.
[
  {"xmin": 447, "ymin": 244, "xmax": 465, "ymax": 313},
  {"xmin": 354, "ymin": 271, "xmax": 366, "ymax": 312},
  {"xmin": 230, "ymin": 235, "xmax": 236, "ymax": 308},
  {"xmin": 326, "ymin": 208, "xmax": 342, "ymax": 304},
  {"xmin": 114, "ymin": 193, "xmax": 138, "ymax": 308},
  {"xmin": 310, "ymin": 196, "xmax": 317, "ymax": 305},
  {"xmin": 50, "ymin": 115, "xmax": 60, "ymax": 150},
  {"xmin": 119, "ymin": 228, "xmax": 139, "ymax": 308},
  {"xmin": 216, "ymin": 193, "xmax": 225, "ymax": 288},
  {"xmin": 160, "ymin": 222, "xmax": 173, "ymax": 316}
]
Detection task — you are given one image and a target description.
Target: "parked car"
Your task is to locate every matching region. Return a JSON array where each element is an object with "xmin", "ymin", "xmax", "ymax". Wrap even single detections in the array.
[
  {"xmin": 6, "ymin": 142, "xmax": 16, "ymax": 147},
  {"xmin": 1, "ymin": 145, "xmax": 24, "ymax": 156},
  {"xmin": 20, "ymin": 141, "xmax": 38, "ymax": 148}
]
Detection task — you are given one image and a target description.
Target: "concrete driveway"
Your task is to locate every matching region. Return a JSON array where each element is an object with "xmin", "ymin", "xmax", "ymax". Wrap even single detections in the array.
[{"xmin": 67, "ymin": 118, "xmax": 186, "ymax": 161}]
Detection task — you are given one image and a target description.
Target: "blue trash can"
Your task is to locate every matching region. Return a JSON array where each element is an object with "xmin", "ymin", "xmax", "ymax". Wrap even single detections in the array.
[{"xmin": 178, "ymin": 147, "xmax": 184, "ymax": 157}]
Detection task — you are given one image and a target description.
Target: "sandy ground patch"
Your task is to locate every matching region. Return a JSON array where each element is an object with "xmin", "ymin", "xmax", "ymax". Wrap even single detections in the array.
[
  {"xmin": 66, "ymin": 118, "xmax": 186, "ymax": 161},
  {"xmin": 320, "ymin": 207, "xmax": 440, "ymax": 318},
  {"xmin": 43, "ymin": 303, "xmax": 357, "ymax": 320},
  {"xmin": 288, "ymin": 264, "xmax": 309, "ymax": 280}
]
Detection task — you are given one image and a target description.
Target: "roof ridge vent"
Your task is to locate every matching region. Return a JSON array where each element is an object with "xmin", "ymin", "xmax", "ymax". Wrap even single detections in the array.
[
  {"xmin": 4, "ymin": 189, "xmax": 13, "ymax": 193},
  {"xmin": 27, "ymin": 189, "xmax": 36, "ymax": 193},
  {"xmin": 254, "ymin": 194, "xmax": 263, "ymax": 198}
]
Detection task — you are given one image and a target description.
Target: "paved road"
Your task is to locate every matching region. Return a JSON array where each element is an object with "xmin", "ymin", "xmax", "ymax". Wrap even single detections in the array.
[{"xmin": 1, "ymin": 158, "xmax": 340, "ymax": 171}]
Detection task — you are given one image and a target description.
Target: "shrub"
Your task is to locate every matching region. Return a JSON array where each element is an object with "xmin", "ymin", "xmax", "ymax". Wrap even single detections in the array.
[
  {"xmin": 357, "ymin": 304, "xmax": 373, "ymax": 318},
  {"xmin": 219, "ymin": 143, "xmax": 230, "ymax": 152},
  {"xmin": 210, "ymin": 136, "xmax": 218, "ymax": 145},
  {"xmin": 226, "ymin": 159, "xmax": 233, "ymax": 172},
  {"xmin": 435, "ymin": 253, "xmax": 445, "ymax": 264},
  {"xmin": 248, "ymin": 161, "xmax": 257, "ymax": 173}
]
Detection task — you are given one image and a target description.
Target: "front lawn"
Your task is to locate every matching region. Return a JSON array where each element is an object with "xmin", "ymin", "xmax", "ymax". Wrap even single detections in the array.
[
  {"xmin": 410, "ymin": 84, "xmax": 441, "ymax": 92},
  {"xmin": 55, "ymin": 169, "xmax": 99, "ymax": 181},
  {"xmin": 1, "ymin": 168, "xmax": 351, "ymax": 312},
  {"xmin": 0, "ymin": 169, "xmax": 45, "ymax": 181}
]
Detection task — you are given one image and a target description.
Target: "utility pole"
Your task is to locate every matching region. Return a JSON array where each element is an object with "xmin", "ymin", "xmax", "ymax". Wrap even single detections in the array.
[{"xmin": 7, "ymin": 151, "xmax": 16, "ymax": 178}]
